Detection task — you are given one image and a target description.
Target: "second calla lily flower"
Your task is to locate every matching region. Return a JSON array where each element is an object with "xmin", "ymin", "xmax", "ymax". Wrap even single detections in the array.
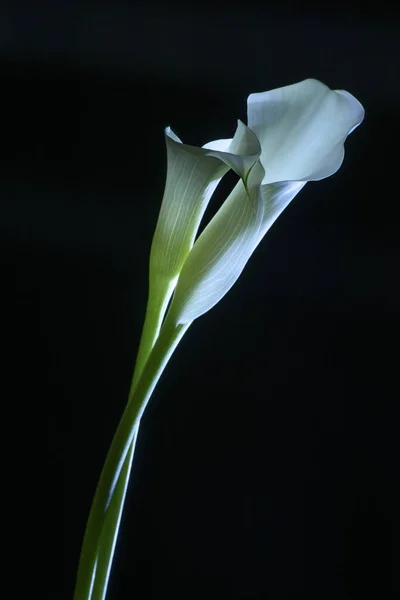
[{"xmin": 166, "ymin": 78, "xmax": 365, "ymax": 326}]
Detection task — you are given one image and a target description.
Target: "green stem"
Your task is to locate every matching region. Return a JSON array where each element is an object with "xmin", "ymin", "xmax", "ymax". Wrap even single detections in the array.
[
  {"xmin": 91, "ymin": 430, "xmax": 138, "ymax": 600},
  {"xmin": 131, "ymin": 276, "xmax": 177, "ymax": 391},
  {"xmin": 88, "ymin": 277, "xmax": 176, "ymax": 598},
  {"xmin": 74, "ymin": 312, "xmax": 190, "ymax": 600},
  {"xmin": 74, "ymin": 275, "xmax": 175, "ymax": 600}
]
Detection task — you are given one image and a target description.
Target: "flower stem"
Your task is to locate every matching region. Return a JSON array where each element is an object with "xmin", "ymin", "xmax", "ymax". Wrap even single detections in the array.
[
  {"xmin": 74, "ymin": 312, "xmax": 190, "ymax": 600},
  {"xmin": 131, "ymin": 275, "xmax": 177, "ymax": 391},
  {"xmin": 90, "ymin": 431, "xmax": 137, "ymax": 600},
  {"xmin": 88, "ymin": 277, "xmax": 176, "ymax": 598}
]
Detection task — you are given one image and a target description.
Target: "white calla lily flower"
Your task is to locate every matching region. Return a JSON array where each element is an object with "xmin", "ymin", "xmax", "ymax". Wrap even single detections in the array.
[
  {"xmin": 167, "ymin": 79, "xmax": 364, "ymax": 325},
  {"xmin": 150, "ymin": 120, "xmax": 260, "ymax": 287},
  {"xmin": 133, "ymin": 119, "xmax": 260, "ymax": 383}
]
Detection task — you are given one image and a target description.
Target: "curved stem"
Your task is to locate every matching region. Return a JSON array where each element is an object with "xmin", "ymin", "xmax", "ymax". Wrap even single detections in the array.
[
  {"xmin": 91, "ymin": 430, "xmax": 138, "ymax": 600},
  {"xmin": 131, "ymin": 276, "xmax": 177, "ymax": 391},
  {"xmin": 74, "ymin": 313, "xmax": 190, "ymax": 600},
  {"xmin": 89, "ymin": 277, "xmax": 176, "ymax": 598}
]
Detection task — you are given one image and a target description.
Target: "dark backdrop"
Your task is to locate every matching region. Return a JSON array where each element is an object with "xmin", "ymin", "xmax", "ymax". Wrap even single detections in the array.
[{"xmin": 3, "ymin": 1, "xmax": 399, "ymax": 598}]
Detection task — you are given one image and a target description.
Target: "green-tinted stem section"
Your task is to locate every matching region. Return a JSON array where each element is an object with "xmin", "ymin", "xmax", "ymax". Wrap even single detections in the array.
[
  {"xmin": 89, "ymin": 277, "xmax": 176, "ymax": 600},
  {"xmin": 131, "ymin": 276, "xmax": 177, "ymax": 390},
  {"xmin": 74, "ymin": 313, "xmax": 190, "ymax": 600},
  {"xmin": 90, "ymin": 430, "xmax": 138, "ymax": 600},
  {"xmin": 78, "ymin": 275, "xmax": 176, "ymax": 599}
]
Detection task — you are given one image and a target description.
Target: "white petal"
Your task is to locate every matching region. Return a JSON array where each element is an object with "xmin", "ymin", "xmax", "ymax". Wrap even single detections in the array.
[
  {"xmin": 247, "ymin": 79, "xmax": 365, "ymax": 184},
  {"xmin": 167, "ymin": 161, "xmax": 266, "ymax": 325},
  {"xmin": 203, "ymin": 119, "xmax": 261, "ymax": 181},
  {"xmin": 167, "ymin": 170, "xmax": 309, "ymax": 325},
  {"xmin": 150, "ymin": 123, "xmax": 260, "ymax": 283},
  {"xmin": 257, "ymin": 180, "xmax": 306, "ymax": 242}
]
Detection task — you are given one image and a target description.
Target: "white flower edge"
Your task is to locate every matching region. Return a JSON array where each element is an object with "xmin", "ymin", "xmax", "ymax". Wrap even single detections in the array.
[{"xmin": 248, "ymin": 78, "xmax": 365, "ymax": 184}]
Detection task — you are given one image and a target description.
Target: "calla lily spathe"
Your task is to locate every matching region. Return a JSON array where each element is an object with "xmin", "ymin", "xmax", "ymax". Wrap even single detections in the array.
[
  {"xmin": 150, "ymin": 120, "xmax": 260, "ymax": 287},
  {"xmin": 166, "ymin": 79, "xmax": 364, "ymax": 325},
  {"xmin": 133, "ymin": 120, "xmax": 260, "ymax": 382}
]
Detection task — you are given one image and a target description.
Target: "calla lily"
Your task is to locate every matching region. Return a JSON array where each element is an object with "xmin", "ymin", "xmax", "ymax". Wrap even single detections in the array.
[
  {"xmin": 149, "ymin": 120, "xmax": 260, "ymax": 288},
  {"xmin": 74, "ymin": 78, "xmax": 364, "ymax": 600},
  {"xmin": 166, "ymin": 79, "xmax": 365, "ymax": 325},
  {"xmin": 133, "ymin": 119, "xmax": 260, "ymax": 382}
]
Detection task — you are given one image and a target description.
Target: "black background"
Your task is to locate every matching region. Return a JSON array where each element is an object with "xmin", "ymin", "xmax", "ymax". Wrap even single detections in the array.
[{"xmin": 3, "ymin": 1, "xmax": 399, "ymax": 598}]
